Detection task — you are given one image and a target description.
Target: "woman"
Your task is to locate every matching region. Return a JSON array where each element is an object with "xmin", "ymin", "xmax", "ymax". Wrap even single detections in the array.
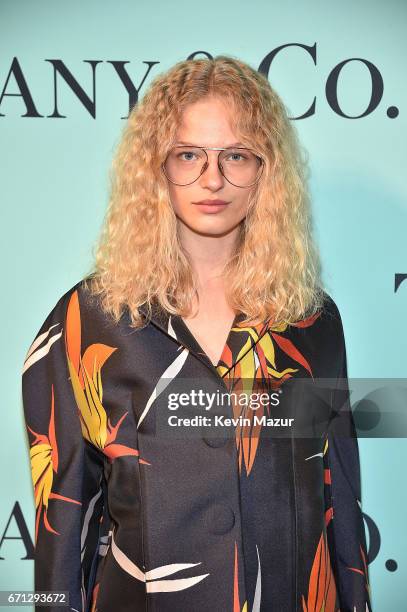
[{"xmin": 22, "ymin": 56, "xmax": 372, "ymax": 611}]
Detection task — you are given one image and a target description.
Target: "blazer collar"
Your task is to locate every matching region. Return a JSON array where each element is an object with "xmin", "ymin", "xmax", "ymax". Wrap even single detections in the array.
[{"xmin": 137, "ymin": 299, "xmax": 272, "ymax": 379}]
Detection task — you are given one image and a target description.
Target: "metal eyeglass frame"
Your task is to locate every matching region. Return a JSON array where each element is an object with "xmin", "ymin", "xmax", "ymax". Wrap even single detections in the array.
[{"xmin": 161, "ymin": 145, "xmax": 265, "ymax": 188}]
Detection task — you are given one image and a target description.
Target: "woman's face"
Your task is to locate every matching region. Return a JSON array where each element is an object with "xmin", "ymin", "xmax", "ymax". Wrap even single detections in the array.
[{"xmin": 165, "ymin": 96, "xmax": 258, "ymax": 238}]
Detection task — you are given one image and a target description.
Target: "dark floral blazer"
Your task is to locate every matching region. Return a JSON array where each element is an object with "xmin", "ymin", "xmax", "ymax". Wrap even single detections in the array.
[{"xmin": 21, "ymin": 278, "xmax": 372, "ymax": 611}]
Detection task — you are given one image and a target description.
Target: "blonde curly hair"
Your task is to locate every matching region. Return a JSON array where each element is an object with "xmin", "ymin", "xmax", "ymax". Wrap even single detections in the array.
[{"xmin": 83, "ymin": 54, "xmax": 326, "ymax": 328}]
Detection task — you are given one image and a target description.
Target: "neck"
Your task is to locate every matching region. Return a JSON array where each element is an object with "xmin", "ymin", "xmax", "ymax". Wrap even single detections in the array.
[{"xmin": 177, "ymin": 220, "xmax": 241, "ymax": 285}]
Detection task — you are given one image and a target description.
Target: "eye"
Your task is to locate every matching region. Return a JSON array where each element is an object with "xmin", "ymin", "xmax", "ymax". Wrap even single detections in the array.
[
  {"xmin": 177, "ymin": 150, "xmax": 199, "ymax": 162},
  {"xmin": 225, "ymin": 151, "xmax": 249, "ymax": 162}
]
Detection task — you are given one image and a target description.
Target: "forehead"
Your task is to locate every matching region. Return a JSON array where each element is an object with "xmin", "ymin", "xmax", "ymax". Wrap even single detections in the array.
[
  {"xmin": 175, "ymin": 141, "xmax": 246, "ymax": 148},
  {"xmin": 175, "ymin": 96, "xmax": 240, "ymax": 147}
]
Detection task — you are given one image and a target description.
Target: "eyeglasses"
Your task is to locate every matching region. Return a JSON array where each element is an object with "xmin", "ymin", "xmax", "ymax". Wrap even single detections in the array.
[{"xmin": 161, "ymin": 145, "xmax": 265, "ymax": 188}]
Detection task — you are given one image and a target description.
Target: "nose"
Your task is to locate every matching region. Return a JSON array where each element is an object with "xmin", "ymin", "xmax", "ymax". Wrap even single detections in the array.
[{"xmin": 198, "ymin": 151, "xmax": 225, "ymax": 190}]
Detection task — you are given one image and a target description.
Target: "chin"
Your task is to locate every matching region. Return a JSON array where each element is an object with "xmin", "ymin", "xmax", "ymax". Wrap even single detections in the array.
[{"xmin": 181, "ymin": 216, "xmax": 240, "ymax": 237}]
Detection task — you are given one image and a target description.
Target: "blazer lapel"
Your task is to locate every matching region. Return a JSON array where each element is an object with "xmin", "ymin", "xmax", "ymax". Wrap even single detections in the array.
[
  {"xmin": 137, "ymin": 299, "xmax": 218, "ymax": 377},
  {"xmin": 137, "ymin": 300, "xmax": 273, "ymax": 380}
]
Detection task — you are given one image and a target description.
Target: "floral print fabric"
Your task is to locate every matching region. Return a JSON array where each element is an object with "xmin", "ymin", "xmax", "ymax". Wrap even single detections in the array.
[{"xmin": 22, "ymin": 279, "xmax": 372, "ymax": 611}]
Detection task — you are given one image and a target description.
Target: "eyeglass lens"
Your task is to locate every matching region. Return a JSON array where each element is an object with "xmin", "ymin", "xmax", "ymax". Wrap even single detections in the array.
[{"xmin": 163, "ymin": 146, "xmax": 262, "ymax": 187}]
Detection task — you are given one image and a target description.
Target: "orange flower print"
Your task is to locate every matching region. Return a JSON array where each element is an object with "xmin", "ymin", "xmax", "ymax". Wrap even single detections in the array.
[
  {"xmin": 233, "ymin": 540, "xmax": 248, "ymax": 612},
  {"xmin": 301, "ymin": 527, "xmax": 338, "ymax": 612},
  {"xmin": 219, "ymin": 310, "xmax": 321, "ymax": 476},
  {"xmin": 65, "ymin": 290, "xmax": 150, "ymax": 465},
  {"xmin": 347, "ymin": 544, "xmax": 372, "ymax": 606},
  {"xmin": 27, "ymin": 382, "xmax": 81, "ymax": 543}
]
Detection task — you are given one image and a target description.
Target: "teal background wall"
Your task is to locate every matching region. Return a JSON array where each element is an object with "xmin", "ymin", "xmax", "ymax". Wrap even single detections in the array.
[{"xmin": 1, "ymin": 1, "xmax": 406, "ymax": 609}]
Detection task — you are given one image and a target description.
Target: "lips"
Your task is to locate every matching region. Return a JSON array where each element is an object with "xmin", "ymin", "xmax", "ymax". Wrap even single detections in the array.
[{"xmin": 194, "ymin": 199, "xmax": 230, "ymax": 206}]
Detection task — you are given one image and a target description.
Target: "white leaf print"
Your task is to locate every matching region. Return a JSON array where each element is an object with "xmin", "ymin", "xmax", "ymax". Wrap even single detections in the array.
[
  {"xmin": 252, "ymin": 544, "xmax": 262, "ymax": 612},
  {"xmin": 146, "ymin": 575, "xmax": 210, "ymax": 593},
  {"xmin": 254, "ymin": 350, "xmax": 260, "ymax": 370},
  {"xmin": 25, "ymin": 322, "xmax": 61, "ymax": 360},
  {"xmin": 146, "ymin": 562, "xmax": 203, "ymax": 580},
  {"xmin": 111, "ymin": 528, "xmax": 209, "ymax": 592},
  {"xmin": 137, "ymin": 347, "xmax": 189, "ymax": 429},
  {"xmin": 22, "ymin": 323, "xmax": 62, "ymax": 374},
  {"xmin": 80, "ymin": 570, "xmax": 86, "ymax": 612},
  {"xmin": 167, "ymin": 315, "xmax": 177, "ymax": 340},
  {"xmin": 80, "ymin": 486, "xmax": 103, "ymax": 562},
  {"xmin": 111, "ymin": 528, "xmax": 145, "ymax": 581},
  {"xmin": 98, "ymin": 542, "xmax": 110, "ymax": 556},
  {"xmin": 99, "ymin": 529, "xmax": 113, "ymax": 556},
  {"xmin": 305, "ymin": 452, "xmax": 323, "ymax": 461}
]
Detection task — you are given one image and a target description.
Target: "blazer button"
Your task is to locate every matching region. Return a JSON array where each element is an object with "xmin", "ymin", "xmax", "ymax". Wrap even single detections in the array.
[
  {"xmin": 207, "ymin": 504, "xmax": 235, "ymax": 535},
  {"xmin": 202, "ymin": 436, "xmax": 228, "ymax": 447}
]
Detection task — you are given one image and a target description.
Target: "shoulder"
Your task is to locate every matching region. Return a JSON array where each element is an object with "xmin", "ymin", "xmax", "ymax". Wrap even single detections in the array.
[
  {"xmin": 315, "ymin": 289, "xmax": 347, "ymax": 349},
  {"xmin": 29, "ymin": 276, "xmax": 106, "ymax": 340},
  {"xmin": 292, "ymin": 289, "xmax": 347, "ymax": 353},
  {"xmin": 288, "ymin": 290, "xmax": 348, "ymax": 379},
  {"xmin": 319, "ymin": 290, "xmax": 343, "ymax": 324},
  {"xmin": 294, "ymin": 289, "xmax": 344, "ymax": 332},
  {"xmin": 40, "ymin": 278, "xmax": 89, "ymax": 322}
]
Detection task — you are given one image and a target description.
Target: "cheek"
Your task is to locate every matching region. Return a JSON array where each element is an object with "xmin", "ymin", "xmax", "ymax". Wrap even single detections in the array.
[
  {"xmin": 168, "ymin": 184, "xmax": 187, "ymax": 214},
  {"xmin": 234, "ymin": 193, "xmax": 252, "ymax": 214}
]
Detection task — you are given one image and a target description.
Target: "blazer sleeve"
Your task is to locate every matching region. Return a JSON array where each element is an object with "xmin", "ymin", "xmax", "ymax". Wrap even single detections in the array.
[
  {"xmin": 323, "ymin": 307, "xmax": 373, "ymax": 612},
  {"xmin": 21, "ymin": 288, "xmax": 105, "ymax": 612}
]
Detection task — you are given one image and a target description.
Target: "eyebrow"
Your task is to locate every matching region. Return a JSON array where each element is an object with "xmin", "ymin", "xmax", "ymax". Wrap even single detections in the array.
[{"xmin": 175, "ymin": 141, "xmax": 246, "ymax": 147}]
